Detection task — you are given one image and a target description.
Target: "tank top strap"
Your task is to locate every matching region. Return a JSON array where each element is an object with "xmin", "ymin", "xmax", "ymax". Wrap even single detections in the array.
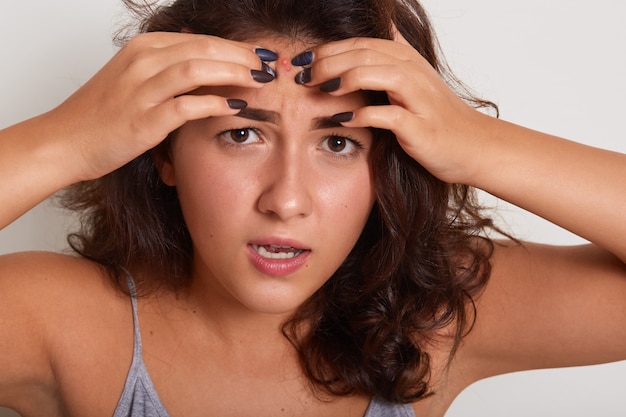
[
  {"xmin": 125, "ymin": 273, "xmax": 143, "ymax": 360},
  {"xmin": 119, "ymin": 274, "xmax": 411, "ymax": 417},
  {"xmin": 364, "ymin": 397, "xmax": 416, "ymax": 417},
  {"xmin": 113, "ymin": 273, "xmax": 171, "ymax": 417}
]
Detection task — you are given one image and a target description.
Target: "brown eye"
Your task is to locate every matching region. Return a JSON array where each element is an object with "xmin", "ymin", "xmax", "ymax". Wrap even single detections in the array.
[
  {"xmin": 327, "ymin": 136, "xmax": 347, "ymax": 153},
  {"xmin": 320, "ymin": 135, "xmax": 363, "ymax": 158},
  {"xmin": 220, "ymin": 128, "xmax": 261, "ymax": 145},
  {"xmin": 230, "ymin": 129, "xmax": 250, "ymax": 143}
]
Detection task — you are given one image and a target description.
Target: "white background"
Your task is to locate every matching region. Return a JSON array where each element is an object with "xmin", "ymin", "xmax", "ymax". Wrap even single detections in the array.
[{"xmin": 1, "ymin": 1, "xmax": 625, "ymax": 416}]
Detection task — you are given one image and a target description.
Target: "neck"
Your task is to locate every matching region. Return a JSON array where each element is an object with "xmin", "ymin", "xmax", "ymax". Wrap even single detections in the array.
[{"xmin": 182, "ymin": 270, "xmax": 297, "ymax": 348}]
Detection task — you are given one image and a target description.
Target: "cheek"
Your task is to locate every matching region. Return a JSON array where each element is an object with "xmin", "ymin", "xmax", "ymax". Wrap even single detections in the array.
[
  {"xmin": 318, "ymin": 169, "xmax": 375, "ymax": 239},
  {"xmin": 171, "ymin": 151, "xmax": 259, "ymax": 238}
]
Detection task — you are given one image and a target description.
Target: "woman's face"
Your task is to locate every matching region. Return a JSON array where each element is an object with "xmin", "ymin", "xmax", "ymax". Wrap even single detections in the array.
[{"xmin": 160, "ymin": 39, "xmax": 375, "ymax": 315}]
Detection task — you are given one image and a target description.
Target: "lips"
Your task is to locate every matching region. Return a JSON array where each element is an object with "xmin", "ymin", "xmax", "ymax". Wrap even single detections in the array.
[{"xmin": 247, "ymin": 240, "xmax": 311, "ymax": 277}]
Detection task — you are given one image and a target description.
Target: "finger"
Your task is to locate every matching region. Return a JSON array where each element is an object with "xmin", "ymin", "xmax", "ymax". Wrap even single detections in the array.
[
  {"xmin": 339, "ymin": 104, "xmax": 418, "ymax": 134},
  {"xmin": 139, "ymin": 60, "xmax": 265, "ymax": 103},
  {"xmin": 296, "ymin": 48, "xmax": 399, "ymax": 86},
  {"xmin": 155, "ymin": 35, "xmax": 264, "ymax": 69},
  {"xmin": 120, "ymin": 34, "xmax": 264, "ymax": 82},
  {"xmin": 311, "ymin": 64, "xmax": 429, "ymax": 113},
  {"xmin": 293, "ymin": 37, "xmax": 416, "ymax": 69},
  {"xmin": 293, "ymin": 39, "xmax": 431, "ymax": 99},
  {"xmin": 142, "ymin": 95, "xmax": 244, "ymax": 141},
  {"xmin": 338, "ymin": 105, "xmax": 436, "ymax": 167},
  {"xmin": 128, "ymin": 31, "xmax": 262, "ymax": 63}
]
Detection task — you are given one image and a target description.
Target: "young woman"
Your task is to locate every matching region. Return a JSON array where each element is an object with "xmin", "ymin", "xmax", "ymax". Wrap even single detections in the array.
[{"xmin": 1, "ymin": 0, "xmax": 625, "ymax": 416}]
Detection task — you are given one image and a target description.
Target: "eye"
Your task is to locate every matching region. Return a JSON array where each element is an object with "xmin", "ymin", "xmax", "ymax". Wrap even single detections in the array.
[
  {"xmin": 321, "ymin": 135, "xmax": 363, "ymax": 156},
  {"xmin": 219, "ymin": 128, "xmax": 261, "ymax": 145},
  {"xmin": 327, "ymin": 136, "xmax": 347, "ymax": 152}
]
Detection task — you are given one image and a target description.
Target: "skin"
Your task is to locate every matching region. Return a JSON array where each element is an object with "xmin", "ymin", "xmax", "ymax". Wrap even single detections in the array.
[
  {"xmin": 1, "ymin": 31, "xmax": 626, "ymax": 417},
  {"xmin": 158, "ymin": 39, "xmax": 376, "ymax": 319}
]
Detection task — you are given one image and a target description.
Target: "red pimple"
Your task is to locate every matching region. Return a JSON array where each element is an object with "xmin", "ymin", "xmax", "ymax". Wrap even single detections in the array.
[{"xmin": 280, "ymin": 57, "xmax": 292, "ymax": 72}]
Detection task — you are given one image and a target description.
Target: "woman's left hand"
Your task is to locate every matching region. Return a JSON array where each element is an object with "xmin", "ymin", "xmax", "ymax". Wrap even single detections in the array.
[
  {"xmin": 293, "ymin": 35, "xmax": 626, "ymax": 263},
  {"xmin": 291, "ymin": 36, "xmax": 496, "ymax": 186}
]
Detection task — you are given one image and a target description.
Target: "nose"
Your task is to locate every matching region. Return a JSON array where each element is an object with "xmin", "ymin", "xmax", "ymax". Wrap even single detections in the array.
[{"xmin": 256, "ymin": 149, "xmax": 313, "ymax": 221}]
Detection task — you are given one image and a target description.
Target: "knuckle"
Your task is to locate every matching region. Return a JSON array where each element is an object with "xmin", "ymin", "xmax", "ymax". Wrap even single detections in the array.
[
  {"xmin": 351, "ymin": 37, "xmax": 371, "ymax": 50},
  {"xmin": 171, "ymin": 96, "xmax": 192, "ymax": 117},
  {"xmin": 195, "ymin": 36, "xmax": 219, "ymax": 56},
  {"xmin": 314, "ymin": 58, "xmax": 332, "ymax": 77},
  {"xmin": 387, "ymin": 69, "xmax": 406, "ymax": 88},
  {"xmin": 356, "ymin": 49, "xmax": 376, "ymax": 66},
  {"xmin": 388, "ymin": 106, "xmax": 405, "ymax": 125},
  {"xmin": 124, "ymin": 50, "xmax": 153, "ymax": 75},
  {"xmin": 177, "ymin": 59, "xmax": 203, "ymax": 80},
  {"xmin": 350, "ymin": 65, "xmax": 367, "ymax": 82},
  {"xmin": 124, "ymin": 33, "xmax": 147, "ymax": 49},
  {"xmin": 123, "ymin": 32, "xmax": 159, "ymax": 52}
]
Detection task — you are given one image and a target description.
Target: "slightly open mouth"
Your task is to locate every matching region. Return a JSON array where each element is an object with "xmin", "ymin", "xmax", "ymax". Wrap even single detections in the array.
[{"xmin": 252, "ymin": 244, "xmax": 305, "ymax": 260}]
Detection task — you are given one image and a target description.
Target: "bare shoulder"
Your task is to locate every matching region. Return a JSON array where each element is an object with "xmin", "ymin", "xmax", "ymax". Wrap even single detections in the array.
[
  {"xmin": 0, "ymin": 252, "xmax": 132, "ymax": 413},
  {"xmin": 0, "ymin": 250, "xmax": 131, "ymax": 348},
  {"xmin": 0, "ymin": 251, "xmax": 126, "ymax": 315},
  {"xmin": 0, "ymin": 249, "xmax": 109, "ymax": 285}
]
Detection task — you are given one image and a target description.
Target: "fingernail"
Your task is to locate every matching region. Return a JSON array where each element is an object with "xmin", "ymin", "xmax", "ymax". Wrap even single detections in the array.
[
  {"xmin": 262, "ymin": 62, "xmax": 277, "ymax": 78},
  {"xmin": 255, "ymin": 48, "xmax": 278, "ymax": 62},
  {"xmin": 294, "ymin": 68, "xmax": 312, "ymax": 85},
  {"xmin": 320, "ymin": 77, "xmax": 342, "ymax": 93},
  {"xmin": 331, "ymin": 112, "xmax": 354, "ymax": 123},
  {"xmin": 251, "ymin": 69, "xmax": 275, "ymax": 83},
  {"xmin": 291, "ymin": 51, "xmax": 314, "ymax": 66},
  {"xmin": 227, "ymin": 98, "xmax": 248, "ymax": 110}
]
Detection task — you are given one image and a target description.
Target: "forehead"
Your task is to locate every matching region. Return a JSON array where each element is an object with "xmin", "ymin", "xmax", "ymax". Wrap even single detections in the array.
[{"xmin": 210, "ymin": 36, "xmax": 370, "ymax": 119}]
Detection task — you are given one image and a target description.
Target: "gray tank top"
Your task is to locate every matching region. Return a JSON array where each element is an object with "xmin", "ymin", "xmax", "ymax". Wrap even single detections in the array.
[{"xmin": 113, "ymin": 278, "xmax": 415, "ymax": 417}]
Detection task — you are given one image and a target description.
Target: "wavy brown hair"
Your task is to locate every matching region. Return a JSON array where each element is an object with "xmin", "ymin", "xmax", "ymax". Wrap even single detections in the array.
[{"xmin": 62, "ymin": 0, "xmax": 499, "ymax": 404}]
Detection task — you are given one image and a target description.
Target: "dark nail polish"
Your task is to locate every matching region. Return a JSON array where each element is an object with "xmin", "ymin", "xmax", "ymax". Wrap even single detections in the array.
[
  {"xmin": 262, "ymin": 62, "xmax": 276, "ymax": 78},
  {"xmin": 294, "ymin": 68, "xmax": 312, "ymax": 85},
  {"xmin": 227, "ymin": 99, "xmax": 248, "ymax": 110},
  {"xmin": 320, "ymin": 77, "xmax": 342, "ymax": 93},
  {"xmin": 251, "ymin": 69, "xmax": 275, "ymax": 83},
  {"xmin": 291, "ymin": 51, "xmax": 314, "ymax": 66},
  {"xmin": 255, "ymin": 48, "xmax": 278, "ymax": 62},
  {"xmin": 331, "ymin": 112, "xmax": 354, "ymax": 123}
]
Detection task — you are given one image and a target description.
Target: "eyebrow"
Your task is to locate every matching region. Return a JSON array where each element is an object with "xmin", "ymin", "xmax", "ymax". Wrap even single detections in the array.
[
  {"xmin": 235, "ymin": 108, "xmax": 344, "ymax": 130},
  {"xmin": 311, "ymin": 116, "xmax": 344, "ymax": 130},
  {"xmin": 235, "ymin": 108, "xmax": 280, "ymax": 124}
]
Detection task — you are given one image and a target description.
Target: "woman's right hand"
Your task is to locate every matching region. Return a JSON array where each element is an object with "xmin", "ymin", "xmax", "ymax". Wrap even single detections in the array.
[
  {"xmin": 48, "ymin": 32, "xmax": 273, "ymax": 181},
  {"xmin": 0, "ymin": 32, "xmax": 274, "ymax": 229}
]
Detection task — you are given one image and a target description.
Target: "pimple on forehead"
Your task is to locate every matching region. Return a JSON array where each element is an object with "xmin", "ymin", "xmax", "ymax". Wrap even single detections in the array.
[{"xmin": 279, "ymin": 57, "xmax": 292, "ymax": 72}]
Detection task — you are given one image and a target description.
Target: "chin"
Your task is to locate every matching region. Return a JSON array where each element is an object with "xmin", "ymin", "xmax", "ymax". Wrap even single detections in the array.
[{"xmin": 238, "ymin": 288, "xmax": 313, "ymax": 316}]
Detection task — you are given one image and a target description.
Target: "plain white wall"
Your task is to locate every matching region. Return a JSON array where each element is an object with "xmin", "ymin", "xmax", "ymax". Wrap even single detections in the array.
[
  {"xmin": 424, "ymin": 1, "xmax": 626, "ymax": 416},
  {"xmin": 1, "ymin": 1, "xmax": 625, "ymax": 416}
]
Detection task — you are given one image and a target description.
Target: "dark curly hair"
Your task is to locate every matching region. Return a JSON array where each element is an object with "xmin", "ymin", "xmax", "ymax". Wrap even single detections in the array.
[{"xmin": 62, "ymin": 0, "xmax": 499, "ymax": 404}]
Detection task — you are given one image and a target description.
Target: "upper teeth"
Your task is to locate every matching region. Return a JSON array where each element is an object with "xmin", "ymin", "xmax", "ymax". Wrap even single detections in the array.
[{"xmin": 253, "ymin": 244, "xmax": 303, "ymax": 260}]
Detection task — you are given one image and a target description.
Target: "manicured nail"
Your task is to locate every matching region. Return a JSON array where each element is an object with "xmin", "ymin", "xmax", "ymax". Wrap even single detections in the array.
[
  {"xmin": 331, "ymin": 112, "xmax": 354, "ymax": 123},
  {"xmin": 227, "ymin": 99, "xmax": 248, "ymax": 110},
  {"xmin": 255, "ymin": 48, "xmax": 278, "ymax": 62},
  {"xmin": 294, "ymin": 68, "xmax": 312, "ymax": 84},
  {"xmin": 251, "ymin": 69, "xmax": 275, "ymax": 83},
  {"xmin": 320, "ymin": 77, "xmax": 342, "ymax": 93},
  {"xmin": 291, "ymin": 51, "xmax": 314, "ymax": 66},
  {"xmin": 262, "ymin": 62, "xmax": 276, "ymax": 78}
]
